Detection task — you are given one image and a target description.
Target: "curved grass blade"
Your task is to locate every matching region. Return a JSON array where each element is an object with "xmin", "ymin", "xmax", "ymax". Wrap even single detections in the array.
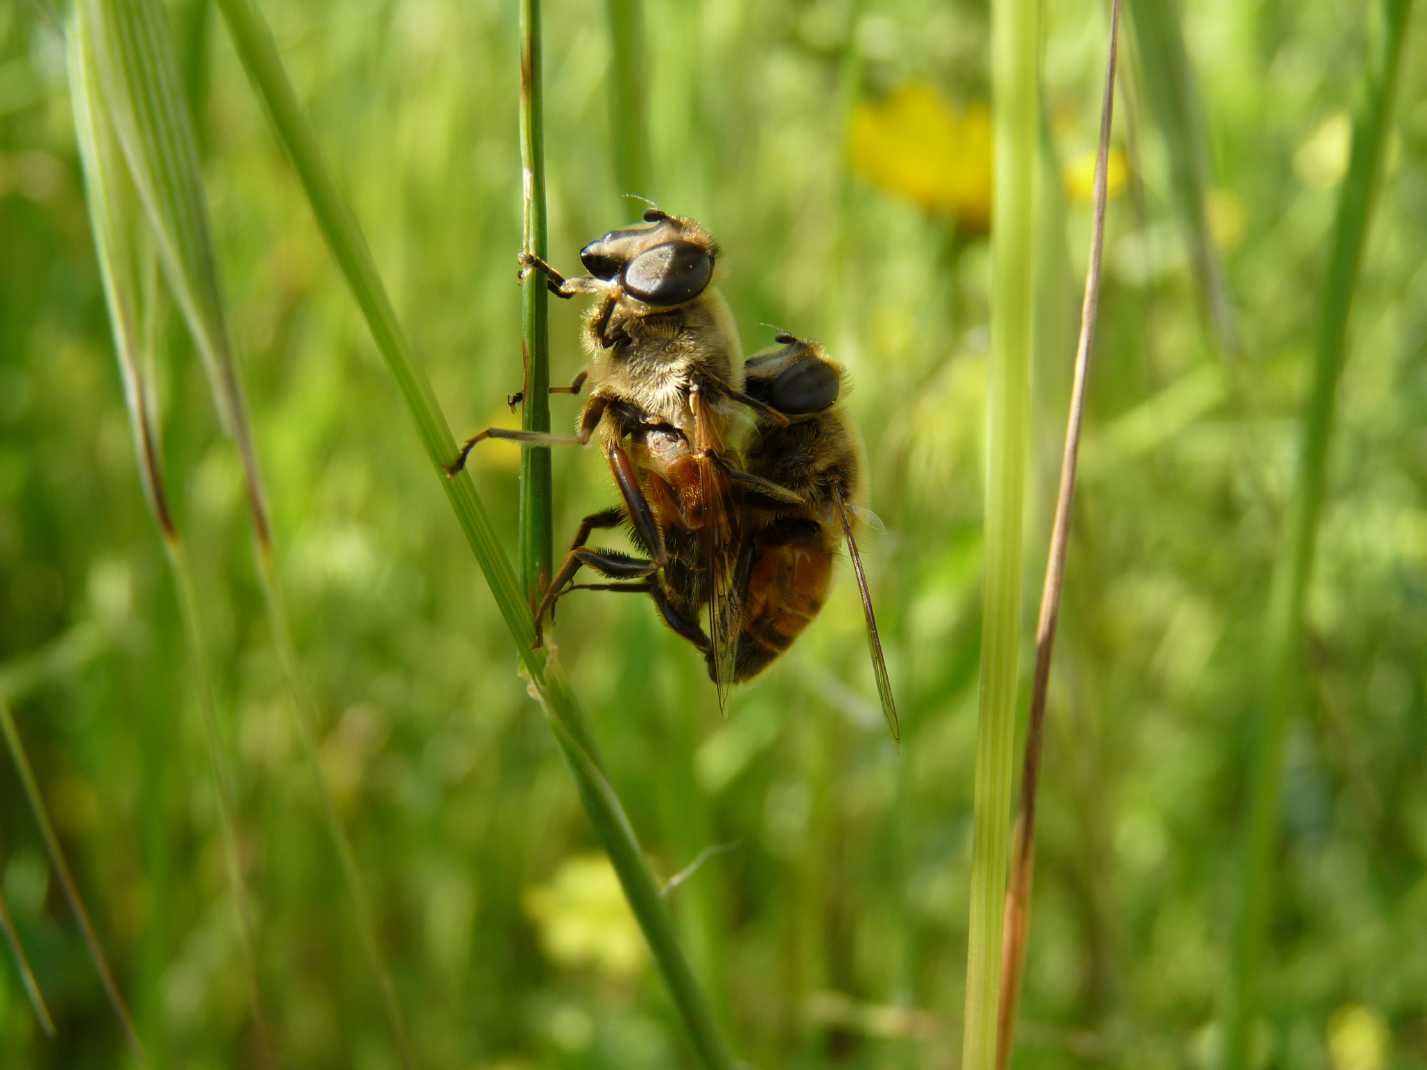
[
  {"xmin": 83, "ymin": 0, "xmax": 270, "ymax": 541},
  {"xmin": 996, "ymin": 4, "xmax": 1121, "ymax": 1065},
  {"xmin": 960, "ymin": 0, "xmax": 1039, "ymax": 1064},
  {"xmin": 80, "ymin": 2, "xmax": 413, "ymax": 1060},
  {"xmin": 70, "ymin": 12, "xmax": 274, "ymax": 1057},
  {"xmin": 0, "ymin": 698, "xmax": 144, "ymax": 1058},
  {"xmin": 1224, "ymin": 2, "xmax": 1416, "ymax": 1065},
  {"xmin": 209, "ymin": 2, "xmax": 740, "ymax": 1064}
]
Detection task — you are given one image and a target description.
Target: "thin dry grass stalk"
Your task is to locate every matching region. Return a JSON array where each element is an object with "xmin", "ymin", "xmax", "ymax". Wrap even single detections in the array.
[{"xmin": 995, "ymin": 2, "xmax": 1121, "ymax": 1065}]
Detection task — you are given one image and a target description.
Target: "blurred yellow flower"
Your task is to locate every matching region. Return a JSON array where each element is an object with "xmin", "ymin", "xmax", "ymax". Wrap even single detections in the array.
[
  {"xmin": 1063, "ymin": 145, "xmax": 1128, "ymax": 203},
  {"xmin": 849, "ymin": 82, "xmax": 992, "ymax": 232},
  {"xmin": 1328, "ymin": 1004, "xmax": 1389, "ymax": 1070},
  {"xmin": 523, "ymin": 853, "xmax": 644, "ymax": 981}
]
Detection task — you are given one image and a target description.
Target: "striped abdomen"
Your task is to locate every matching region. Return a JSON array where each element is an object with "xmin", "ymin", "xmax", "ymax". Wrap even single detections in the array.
[{"xmin": 733, "ymin": 531, "xmax": 832, "ymax": 681}]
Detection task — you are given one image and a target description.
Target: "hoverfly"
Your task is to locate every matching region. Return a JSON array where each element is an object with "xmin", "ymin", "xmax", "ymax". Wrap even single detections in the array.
[
  {"xmin": 729, "ymin": 334, "xmax": 899, "ymax": 739},
  {"xmin": 445, "ymin": 210, "xmax": 790, "ymax": 707}
]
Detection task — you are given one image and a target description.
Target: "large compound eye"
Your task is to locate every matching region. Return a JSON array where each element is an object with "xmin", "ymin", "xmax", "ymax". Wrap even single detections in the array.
[
  {"xmin": 621, "ymin": 241, "xmax": 713, "ymax": 306},
  {"xmin": 765, "ymin": 356, "xmax": 840, "ymax": 414}
]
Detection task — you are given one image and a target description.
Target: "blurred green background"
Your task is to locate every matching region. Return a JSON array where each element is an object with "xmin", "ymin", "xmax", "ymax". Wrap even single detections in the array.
[{"xmin": 3, "ymin": 0, "xmax": 1426, "ymax": 1067}]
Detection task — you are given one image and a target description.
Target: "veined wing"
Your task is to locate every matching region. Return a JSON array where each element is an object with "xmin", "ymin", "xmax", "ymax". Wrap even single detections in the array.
[
  {"xmin": 835, "ymin": 494, "xmax": 900, "ymax": 741},
  {"xmin": 691, "ymin": 385, "xmax": 741, "ymax": 714}
]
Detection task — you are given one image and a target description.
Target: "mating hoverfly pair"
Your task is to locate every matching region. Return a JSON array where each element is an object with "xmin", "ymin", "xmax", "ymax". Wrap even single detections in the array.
[{"xmin": 447, "ymin": 210, "xmax": 898, "ymax": 740}]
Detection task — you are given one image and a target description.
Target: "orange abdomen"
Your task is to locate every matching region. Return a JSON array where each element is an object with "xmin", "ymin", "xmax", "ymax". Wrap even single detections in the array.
[{"xmin": 734, "ymin": 540, "xmax": 832, "ymax": 680}]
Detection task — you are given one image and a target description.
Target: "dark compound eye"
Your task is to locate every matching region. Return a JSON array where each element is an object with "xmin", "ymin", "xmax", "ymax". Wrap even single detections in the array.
[
  {"xmin": 621, "ymin": 241, "xmax": 713, "ymax": 306},
  {"xmin": 765, "ymin": 357, "xmax": 840, "ymax": 414}
]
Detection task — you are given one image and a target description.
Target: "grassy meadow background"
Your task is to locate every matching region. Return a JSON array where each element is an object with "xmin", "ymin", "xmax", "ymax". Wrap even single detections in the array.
[{"xmin": 3, "ymin": 0, "xmax": 1426, "ymax": 1067}]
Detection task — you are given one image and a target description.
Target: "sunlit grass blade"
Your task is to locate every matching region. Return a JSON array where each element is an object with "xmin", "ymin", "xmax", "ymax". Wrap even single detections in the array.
[
  {"xmin": 0, "ymin": 888, "xmax": 55, "ymax": 1037},
  {"xmin": 80, "ymin": 2, "xmax": 413, "ymax": 1060},
  {"xmin": 518, "ymin": 0, "xmax": 553, "ymax": 602},
  {"xmin": 69, "ymin": 8, "xmax": 171, "ymax": 539},
  {"xmin": 1224, "ymin": 1, "xmax": 1415, "ymax": 1066},
  {"xmin": 1125, "ymin": 0, "xmax": 1236, "ymax": 353},
  {"xmin": 960, "ymin": 0, "xmax": 1038, "ymax": 1065},
  {"xmin": 996, "ymin": 4, "xmax": 1121, "ymax": 1066},
  {"xmin": 604, "ymin": 0, "xmax": 652, "ymax": 197},
  {"xmin": 210, "ymin": 1, "xmax": 740, "ymax": 1065},
  {"xmin": 84, "ymin": 0, "xmax": 269, "ymax": 539},
  {"xmin": 0, "ymin": 697, "xmax": 144, "ymax": 1058},
  {"xmin": 70, "ymin": 12, "xmax": 273, "ymax": 1058}
]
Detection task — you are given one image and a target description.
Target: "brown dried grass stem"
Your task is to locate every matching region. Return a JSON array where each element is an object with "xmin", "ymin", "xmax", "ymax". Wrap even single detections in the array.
[{"xmin": 995, "ymin": 2, "xmax": 1120, "ymax": 1065}]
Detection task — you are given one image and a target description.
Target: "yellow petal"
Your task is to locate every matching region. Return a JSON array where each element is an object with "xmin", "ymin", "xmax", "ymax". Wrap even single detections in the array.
[
  {"xmin": 849, "ymin": 82, "xmax": 992, "ymax": 232},
  {"xmin": 1063, "ymin": 146, "xmax": 1128, "ymax": 203}
]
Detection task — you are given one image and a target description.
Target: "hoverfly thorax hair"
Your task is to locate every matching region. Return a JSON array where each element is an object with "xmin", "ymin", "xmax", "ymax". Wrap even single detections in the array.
[{"xmin": 578, "ymin": 209, "xmax": 718, "ymax": 308}]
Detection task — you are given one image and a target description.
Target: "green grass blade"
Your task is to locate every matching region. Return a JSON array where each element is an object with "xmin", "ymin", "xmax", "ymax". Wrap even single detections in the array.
[
  {"xmin": 0, "ymin": 888, "xmax": 55, "ymax": 1037},
  {"xmin": 69, "ymin": 7, "xmax": 173, "ymax": 540},
  {"xmin": 1224, "ymin": 2, "xmax": 1415, "ymax": 1065},
  {"xmin": 960, "ymin": 0, "xmax": 1038, "ymax": 1066},
  {"xmin": 70, "ymin": 15, "xmax": 274, "ymax": 1059},
  {"xmin": 210, "ymin": 2, "xmax": 739, "ymax": 1065},
  {"xmin": 544, "ymin": 715, "xmax": 740, "ymax": 1070},
  {"xmin": 0, "ymin": 697, "xmax": 144, "ymax": 1059},
  {"xmin": 604, "ymin": 0, "xmax": 652, "ymax": 197},
  {"xmin": 79, "ymin": 4, "xmax": 413, "ymax": 1057},
  {"xmin": 1125, "ymin": 0, "xmax": 1236, "ymax": 353},
  {"xmin": 84, "ymin": 0, "xmax": 270, "ymax": 540},
  {"xmin": 518, "ymin": 0, "xmax": 554, "ymax": 602}
]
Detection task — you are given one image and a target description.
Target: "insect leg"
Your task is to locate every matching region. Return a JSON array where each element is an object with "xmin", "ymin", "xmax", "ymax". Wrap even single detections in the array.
[
  {"xmin": 529, "ymin": 441, "xmax": 672, "ymax": 651},
  {"xmin": 508, "ymin": 370, "xmax": 588, "ymax": 409},
  {"xmin": 605, "ymin": 442, "xmax": 667, "ymax": 566},
  {"xmin": 537, "ymin": 508, "xmax": 625, "ymax": 631},
  {"xmin": 446, "ymin": 395, "xmax": 607, "ymax": 476},
  {"xmin": 516, "ymin": 252, "xmax": 574, "ymax": 298},
  {"xmin": 695, "ymin": 449, "xmax": 806, "ymax": 509},
  {"xmin": 722, "ymin": 388, "xmax": 792, "ymax": 427}
]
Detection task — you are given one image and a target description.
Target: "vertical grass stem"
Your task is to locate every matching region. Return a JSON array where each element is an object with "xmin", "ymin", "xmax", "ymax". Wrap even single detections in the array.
[
  {"xmin": 518, "ymin": 0, "xmax": 553, "ymax": 602},
  {"xmin": 960, "ymin": 0, "xmax": 1039, "ymax": 1066}
]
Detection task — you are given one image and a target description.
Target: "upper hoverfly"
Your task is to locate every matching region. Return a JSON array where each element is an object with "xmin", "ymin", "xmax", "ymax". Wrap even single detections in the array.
[{"xmin": 445, "ymin": 209, "xmax": 793, "ymax": 708}]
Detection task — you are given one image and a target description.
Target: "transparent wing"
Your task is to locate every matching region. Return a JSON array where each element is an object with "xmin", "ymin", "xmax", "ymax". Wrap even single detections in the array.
[
  {"xmin": 835, "ymin": 494, "xmax": 900, "ymax": 741},
  {"xmin": 692, "ymin": 387, "xmax": 741, "ymax": 714}
]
